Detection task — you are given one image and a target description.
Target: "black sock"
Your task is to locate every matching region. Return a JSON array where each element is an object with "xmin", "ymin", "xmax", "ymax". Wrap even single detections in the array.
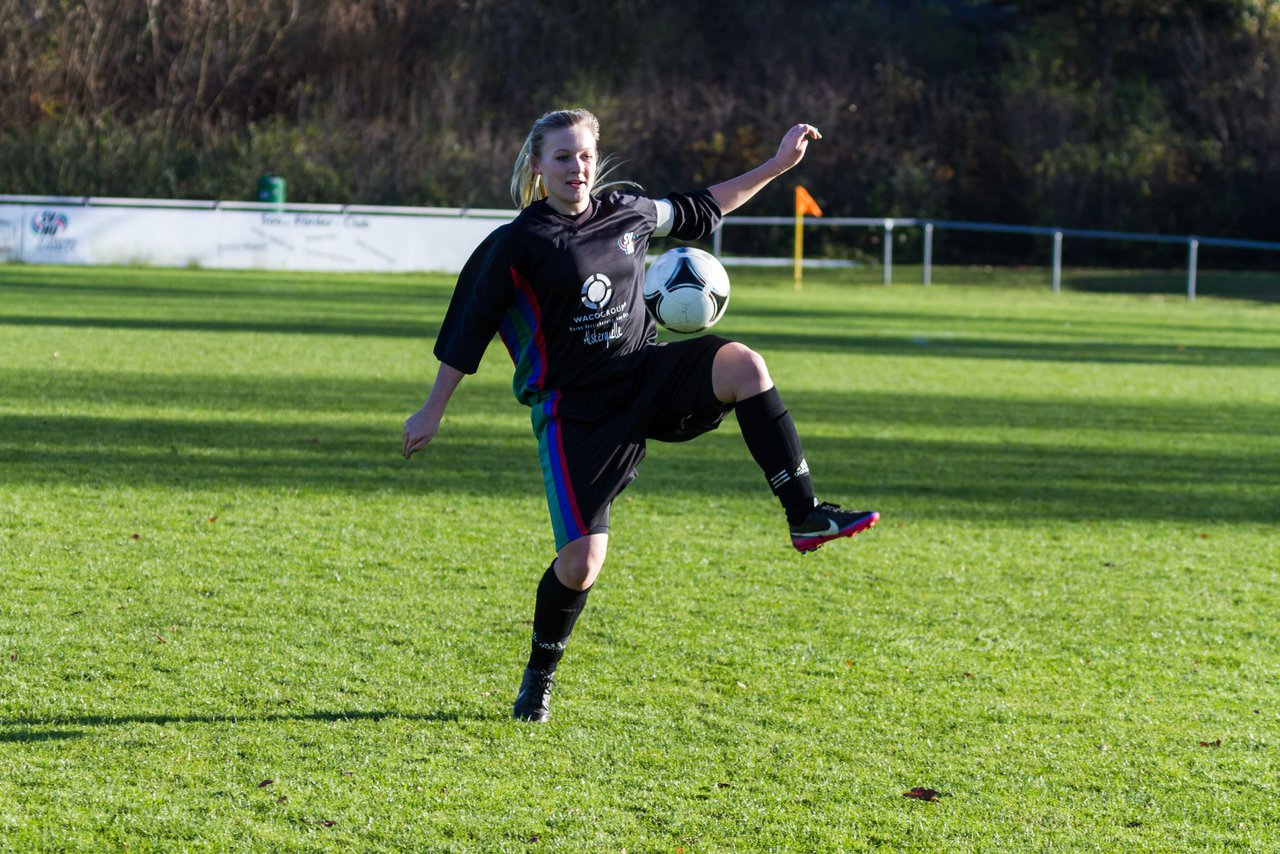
[
  {"xmin": 527, "ymin": 561, "xmax": 592, "ymax": 673},
  {"xmin": 735, "ymin": 386, "xmax": 816, "ymax": 525}
]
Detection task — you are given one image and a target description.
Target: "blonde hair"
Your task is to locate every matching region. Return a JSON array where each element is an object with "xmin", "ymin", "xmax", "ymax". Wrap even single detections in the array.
[{"xmin": 509, "ymin": 109, "xmax": 634, "ymax": 208}]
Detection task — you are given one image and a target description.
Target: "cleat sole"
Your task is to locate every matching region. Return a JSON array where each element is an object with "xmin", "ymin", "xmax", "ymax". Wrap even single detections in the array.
[{"xmin": 791, "ymin": 511, "xmax": 879, "ymax": 554}]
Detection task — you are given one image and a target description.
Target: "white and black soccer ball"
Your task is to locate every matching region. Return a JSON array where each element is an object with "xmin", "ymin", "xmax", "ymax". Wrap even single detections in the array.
[{"xmin": 642, "ymin": 247, "xmax": 731, "ymax": 334}]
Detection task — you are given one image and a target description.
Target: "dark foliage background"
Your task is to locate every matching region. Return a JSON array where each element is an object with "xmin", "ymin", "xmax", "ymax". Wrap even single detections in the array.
[{"xmin": 2, "ymin": 0, "xmax": 1277, "ymax": 260}]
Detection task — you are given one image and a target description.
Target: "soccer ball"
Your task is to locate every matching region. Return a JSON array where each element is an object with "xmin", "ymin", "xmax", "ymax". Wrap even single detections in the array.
[{"xmin": 642, "ymin": 247, "xmax": 731, "ymax": 334}]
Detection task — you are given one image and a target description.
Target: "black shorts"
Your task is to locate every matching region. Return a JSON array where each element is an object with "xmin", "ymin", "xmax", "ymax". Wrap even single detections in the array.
[{"xmin": 530, "ymin": 335, "xmax": 733, "ymax": 550}]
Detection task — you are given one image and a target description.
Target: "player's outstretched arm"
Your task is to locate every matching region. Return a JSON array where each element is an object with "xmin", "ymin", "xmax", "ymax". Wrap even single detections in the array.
[
  {"xmin": 708, "ymin": 123, "xmax": 822, "ymax": 214},
  {"xmin": 403, "ymin": 362, "xmax": 466, "ymax": 459}
]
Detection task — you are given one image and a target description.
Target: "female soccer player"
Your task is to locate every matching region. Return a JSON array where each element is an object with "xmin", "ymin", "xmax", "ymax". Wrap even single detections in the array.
[{"xmin": 403, "ymin": 109, "xmax": 878, "ymax": 722}]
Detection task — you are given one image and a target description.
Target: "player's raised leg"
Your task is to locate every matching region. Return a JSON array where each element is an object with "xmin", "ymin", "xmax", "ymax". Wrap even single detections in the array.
[{"xmin": 712, "ymin": 342, "xmax": 879, "ymax": 553}]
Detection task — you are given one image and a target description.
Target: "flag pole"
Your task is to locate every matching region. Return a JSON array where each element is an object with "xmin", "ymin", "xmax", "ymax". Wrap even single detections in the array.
[{"xmin": 794, "ymin": 186, "xmax": 823, "ymax": 291}]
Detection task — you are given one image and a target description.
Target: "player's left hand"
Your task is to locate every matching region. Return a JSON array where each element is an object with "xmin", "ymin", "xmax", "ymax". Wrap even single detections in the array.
[{"xmin": 772, "ymin": 123, "xmax": 822, "ymax": 172}]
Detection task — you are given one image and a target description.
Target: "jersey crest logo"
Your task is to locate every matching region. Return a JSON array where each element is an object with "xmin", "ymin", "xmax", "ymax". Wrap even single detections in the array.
[
  {"xmin": 580, "ymin": 273, "xmax": 614, "ymax": 310},
  {"xmin": 617, "ymin": 231, "xmax": 638, "ymax": 256}
]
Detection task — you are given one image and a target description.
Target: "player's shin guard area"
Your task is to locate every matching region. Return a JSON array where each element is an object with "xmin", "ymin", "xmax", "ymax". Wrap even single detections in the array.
[{"xmin": 790, "ymin": 506, "xmax": 880, "ymax": 554}]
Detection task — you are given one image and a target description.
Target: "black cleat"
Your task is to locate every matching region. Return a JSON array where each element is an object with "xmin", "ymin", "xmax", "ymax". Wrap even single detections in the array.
[
  {"xmin": 513, "ymin": 666, "xmax": 555, "ymax": 722},
  {"xmin": 790, "ymin": 503, "xmax": 879, "ymax": 553}
]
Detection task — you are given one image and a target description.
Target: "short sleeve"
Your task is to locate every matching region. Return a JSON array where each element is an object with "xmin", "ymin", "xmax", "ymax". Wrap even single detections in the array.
[
  {"xmin": 658, "ymin": 189, "xmax": 722, "ymax": 241},
  {"xmin": 433, "ymin": 224, "xmax": 513, "ymax": 374}
]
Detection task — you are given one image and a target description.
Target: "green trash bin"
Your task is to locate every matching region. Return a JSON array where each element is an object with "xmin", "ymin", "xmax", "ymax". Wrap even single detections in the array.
[{"xmin": 257, "ymin": 175, "xmax": 286, "ymax": 207}]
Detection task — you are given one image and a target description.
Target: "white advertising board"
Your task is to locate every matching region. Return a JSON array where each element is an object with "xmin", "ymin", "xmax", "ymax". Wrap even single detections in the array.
[
  {"xmin": 0, "ymin": 198, "xmax": 513, "ymax": 274},
  {"xmin": 208, "ymin": 208, "xmax": 501, "ymax": 272}
]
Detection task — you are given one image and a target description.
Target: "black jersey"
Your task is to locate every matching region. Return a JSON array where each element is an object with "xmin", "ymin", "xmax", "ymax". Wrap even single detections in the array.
[{"xmin": 434, "ymin": 189, "xmax": 722, "ymax": 405}]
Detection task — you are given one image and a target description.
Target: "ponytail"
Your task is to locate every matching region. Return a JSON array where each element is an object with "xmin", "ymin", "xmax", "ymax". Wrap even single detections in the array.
[
  {"xmin": 510, "ymin": 130, "xmax": 547, "ymax": 209},
  {"xmin": 509, "ymin": 109, "xmax": 636, "ymax": 208}
]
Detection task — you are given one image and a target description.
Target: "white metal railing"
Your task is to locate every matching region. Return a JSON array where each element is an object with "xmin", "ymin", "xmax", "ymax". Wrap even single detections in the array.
[{"xmin": 713, "ymin": 216, "xmax": 1280, "ymax": 302}]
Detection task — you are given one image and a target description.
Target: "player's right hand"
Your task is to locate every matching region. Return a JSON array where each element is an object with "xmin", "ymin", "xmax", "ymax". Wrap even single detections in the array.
[{"xmin": 402, "ymin": 406, "xmax": 441, "ymax": 459}]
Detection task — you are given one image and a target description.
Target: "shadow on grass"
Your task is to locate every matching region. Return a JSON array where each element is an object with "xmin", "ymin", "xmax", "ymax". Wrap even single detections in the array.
[
  {"xmin": 729, "ymin": 327, "xmax": 1280, "ymax": 367},
  {"xmin": 0, "ymin": 266, "xmax": 448, "ymax": 338},
  {"xmin": 1067, "ymin": 271, "xmax": 1280, "ymax": 303},
  {"xmin": 726, "ymin": 300, "xmax": 1277, "ymax": 344},
  {"xmin": 1, "ymin": 709, "xmax": 479, "ymax": 743},
  {"xmin": 6, "ymin": 307, "xmax": 1275, "ymax": 365},
  {"xmin": 0, "ymin": 270, "xmax": 447, "ymax": 306},
  {"xmin": 2, "ymin": 379, "xmax": 1277, "ymax": 524},
  {"xmin": 0, "ymin": 314, "xmax": 441, "ymax": 340},
  {"xmin": 6, "ymin": 266, "xmax": 1277, "ymax": 365},
  {"xmin": 0, "ymin": 267, "xmax": 450, "ymax": 303},
  {"xmin": 721, "ymin": 293, "xmax": 1280, "ymax": 365},
  {"xmin": 0, "ymin": 728, "xmax": 86, "ymax": 743},
  {"xmin": 2, "ymin": 710, "xmax": 468, "ymax": 729}
]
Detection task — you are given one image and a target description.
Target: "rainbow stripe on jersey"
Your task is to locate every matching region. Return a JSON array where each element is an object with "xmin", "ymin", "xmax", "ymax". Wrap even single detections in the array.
[
  {"xmin": 497, "ymin": 266, "xmax": 549, "ymax": 405},
  {"xmin": 530, "ymin": 391, "xmax": 588, "ymax": 549},
  {"xmin": 497, "ymin": 266, "xmax": 587, "ymax": 548}
]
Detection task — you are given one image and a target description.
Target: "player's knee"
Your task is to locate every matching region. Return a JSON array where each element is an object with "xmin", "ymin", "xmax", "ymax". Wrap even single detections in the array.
[
  {"xmin": 554, "ymin": 535, "xmax": 607, "ymax": 590},
  {"xmin": 716, "ymin": 342, "xmax": 772, "ymax": 400},
  {"xmin": 554, "ymin": 555, "xmax": 599, "ymax": 590}
]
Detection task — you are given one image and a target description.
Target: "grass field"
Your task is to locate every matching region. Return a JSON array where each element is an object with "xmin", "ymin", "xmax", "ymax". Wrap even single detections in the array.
[{"xmin": 1, "ymin": 262, "xmax": 1278, "ymax": 851}]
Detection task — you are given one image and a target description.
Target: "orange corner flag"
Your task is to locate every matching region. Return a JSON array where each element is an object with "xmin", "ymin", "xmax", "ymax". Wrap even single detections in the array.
[{"xmin": 795, "ymin": 185, "xmax": 823, "ymax": 218}]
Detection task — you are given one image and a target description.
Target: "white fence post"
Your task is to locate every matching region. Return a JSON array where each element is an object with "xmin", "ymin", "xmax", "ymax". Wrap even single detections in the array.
[
  {"xmin": 1187, "ymin": 238, "xmax": 1199, "ymax": 302},
  {"xmin": 923, "ymin": 222, "xmax": 933, "ymax": 286},
  {"xmin": 1052, "ymin": 230, "xmax": 1063, "ymax": 294},
  {"xmin": 712, "ymin": 226, "xmax": 722, "ymax": 258},
  {"xmin": 883, "ymin": 218, "xmax": 894, "ymax": 286}
]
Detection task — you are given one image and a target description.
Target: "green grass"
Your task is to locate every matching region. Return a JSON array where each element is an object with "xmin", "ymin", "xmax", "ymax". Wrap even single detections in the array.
[{"xmin": 1, "ymin": 262, "xmax": 1278, "ymax": 851}]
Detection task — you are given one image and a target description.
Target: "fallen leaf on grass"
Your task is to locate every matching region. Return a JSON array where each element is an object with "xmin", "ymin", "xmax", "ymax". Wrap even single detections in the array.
[
  {"xmin": 903, "ymin": 787, "xmax": 947, "ymax": 801},
  {"xmin": 130, "ymin": 533, "xmax": 141, "ymax": 541},
  {"xmin": 716, "ymin": 782, "xmax": 732, "ymax": 789},
  {"xmin": 207, "ymin": 516, "xmax": 218, "ymax": 523},
  {"xmin": 277, "ymin": 796, "xmax": 287, "ymax": 803},
  {"xmin": 258, "ymin": 779, "xmax": 275, "ymax": 788},
  {"xmin": 306, "ymin": 437, "xmax": 320, "ymax": 445},
  {"xmin": 315, "ymin": 819, "xmax": 337, "ymax": 827},
  {"xmin": 1199, "ymin": 739, "xmax": 1222, "ymax": 748}
]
